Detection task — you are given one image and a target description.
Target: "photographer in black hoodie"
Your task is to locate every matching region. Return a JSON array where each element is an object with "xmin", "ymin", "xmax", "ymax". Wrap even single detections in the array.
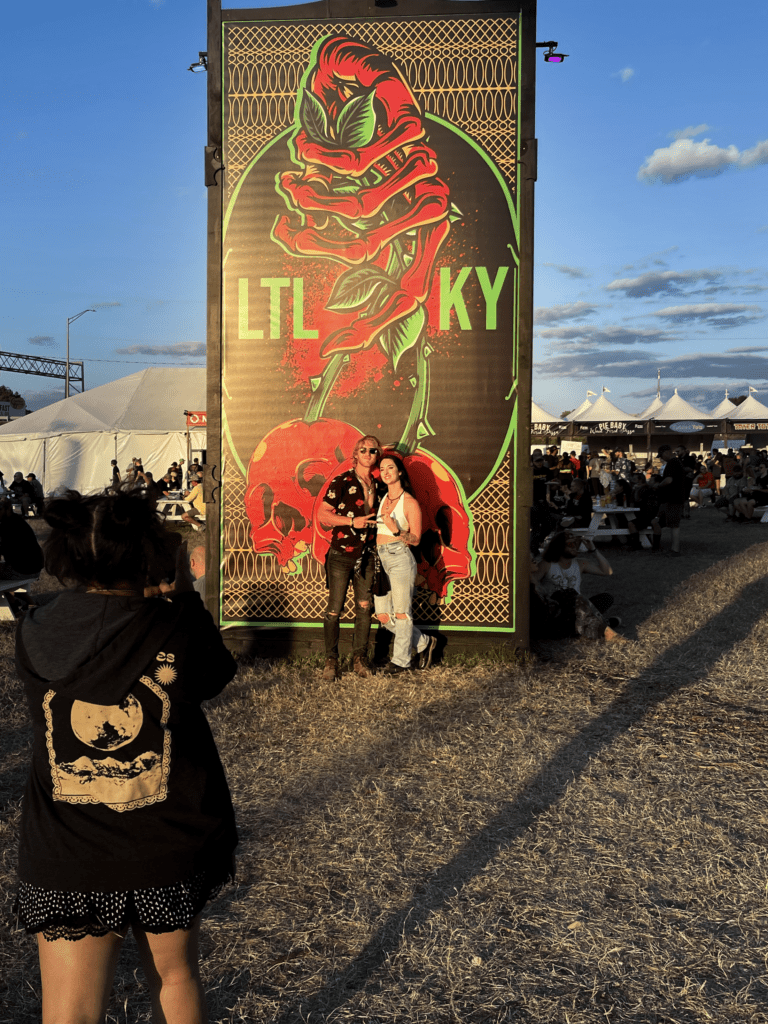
[{"xmin": 14, "ymin": 488, "xmax": 237, "ymax": 1024}]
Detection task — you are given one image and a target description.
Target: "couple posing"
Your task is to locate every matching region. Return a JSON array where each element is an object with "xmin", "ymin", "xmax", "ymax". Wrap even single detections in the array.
[{"xmin": 318, "ymin": 434, "xmax": 437, "ymax": 679}]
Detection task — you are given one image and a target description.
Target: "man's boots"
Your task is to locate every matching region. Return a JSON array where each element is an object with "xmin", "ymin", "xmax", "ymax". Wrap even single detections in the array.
[{"xmin": 322, "ymin": 658, "xmax": 340, "ymax": 681}]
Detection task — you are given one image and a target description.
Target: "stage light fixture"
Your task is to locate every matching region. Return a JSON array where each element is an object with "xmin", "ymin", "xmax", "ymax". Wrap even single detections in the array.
[
  {"xmin": 188, "ymin": 52, "xmax": 208, "ymax": 73},
  {"xmin": 537, "ymin": 41, "xmax": 568, "ymax": 64}
]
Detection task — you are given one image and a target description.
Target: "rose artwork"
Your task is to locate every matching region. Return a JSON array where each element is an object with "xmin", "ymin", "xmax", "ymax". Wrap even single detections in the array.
[
  {"xmin": 312, "ymin": 447, "xmax": 472, "ymax": 602},
  {"xmin": 244, "ymin": 418, "xmax": 363, "ymax": 570}
]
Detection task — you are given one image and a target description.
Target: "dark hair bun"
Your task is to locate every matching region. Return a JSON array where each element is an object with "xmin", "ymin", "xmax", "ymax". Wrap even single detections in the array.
[{"xmin": 44, "ymin": 492, "xmax": 91, "ymax": 532}]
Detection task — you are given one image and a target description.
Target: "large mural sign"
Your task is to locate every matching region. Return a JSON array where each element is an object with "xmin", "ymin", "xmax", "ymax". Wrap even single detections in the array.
[{"xmin": 216, "ymin": 8, "xmax": 527, "ymax": 642}]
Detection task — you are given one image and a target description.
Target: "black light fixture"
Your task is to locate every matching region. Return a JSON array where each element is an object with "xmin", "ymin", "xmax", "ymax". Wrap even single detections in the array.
[
  {"xmin": 536, "ymin": 41, "xmax": 568, "ymax": 64},
  {"xmin": 188, "ymin": 51, "xmax": 208, "ymax": 73},
  {"xmin": 375, "ymin": 0, "xmax": 398, "ymax": 6}
]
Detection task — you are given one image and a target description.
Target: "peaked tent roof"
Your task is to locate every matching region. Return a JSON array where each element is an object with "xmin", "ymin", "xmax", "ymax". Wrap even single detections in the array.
[
  {"xmin": 567, "ymin": 397, "xmax": 593, "ymax": 421},
  {"xmin": 727, "ymin": 394, "xmax": 768, "ymax": 420},
  {"xmin": 710, "ymin": 395, "xmax": 736, "ymax": 418},
  {"xmin": 531, "ymin": 401, "xmax": 563, "ymax": 423},
  {"xmin": 571, "ymin": 394, "xmax": 634, "ymax": 422},
  {"xmin": 0, "ymin": 368, "xmax": 206, "ymax": 437},
  {"xmin": 653, "ymin": 389, "xmax": 708, "ymax": 421},
  {"xmin": 637, "ymin": 395, "xmax": 664, "ymax": 420}
]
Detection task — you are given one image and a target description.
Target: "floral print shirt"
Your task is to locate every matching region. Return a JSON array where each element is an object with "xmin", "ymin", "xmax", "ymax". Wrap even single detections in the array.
[{"xmin": 324, "ymin": 471, "xmax": 383, "ymax": 559}]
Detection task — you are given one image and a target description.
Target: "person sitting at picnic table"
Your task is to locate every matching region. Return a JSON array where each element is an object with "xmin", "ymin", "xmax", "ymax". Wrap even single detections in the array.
[
  {"xmin": 138, "ymin": 470, "xmax": 164, "ymax": 505},
  {"xmin": 531, "ymin": 530, "xmax": 623, "ymax": 642},
  {"xmin": 689, "ymin": 466, "xmax": 716, "ymax": 507},
  {"xmin": 560, "ymin": 477, "xmax": 593, "ymax": 528},
  {"xmin": 8, "ymin": 472, "xmax": 34, "ymax": 515},
  {"xmin": 181, "ymin": 479, "xmax": 206, "ymax": 532},
  {"xmin": 25, "ymin": 474, "xmax": 45, "ymax": 516}
]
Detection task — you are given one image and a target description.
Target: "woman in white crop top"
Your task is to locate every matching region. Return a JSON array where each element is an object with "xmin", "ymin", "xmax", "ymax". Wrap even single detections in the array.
[{"xmin": 374, "ymin": 454, "xmax": 436, "ymax": 673}]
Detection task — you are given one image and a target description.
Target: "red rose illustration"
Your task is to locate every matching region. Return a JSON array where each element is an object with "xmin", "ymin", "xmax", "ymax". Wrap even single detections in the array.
[{"xmin": 244, "ymin": 417, "xmax": 363, "ymax": 569}]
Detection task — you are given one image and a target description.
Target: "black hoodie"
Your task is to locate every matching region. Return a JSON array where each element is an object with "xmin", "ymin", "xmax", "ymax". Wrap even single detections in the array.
[{"xmin": 15, "ymin": 590, "xmax": 238, "ymax": 891}]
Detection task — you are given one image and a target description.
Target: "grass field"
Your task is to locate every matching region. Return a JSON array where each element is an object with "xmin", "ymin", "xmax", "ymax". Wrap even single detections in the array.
[{"xmin": 1, "ymin": 508, "xmax": 767, "ymax": 1022}]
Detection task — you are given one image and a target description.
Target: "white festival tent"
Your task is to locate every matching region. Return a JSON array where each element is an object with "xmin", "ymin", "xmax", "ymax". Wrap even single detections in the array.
[
  {"xmin": 709, "ymin": 394, "xmax": 736, "ymax": 418},
  {"xmin": 566, "ymin": 397, "xmax": 593, "ymax": 421},
  {"xmin": 531, "ymin": 401, "xmax": 563, "ymax": 424},
  {"xmin": 0, "ymin": 368, "xmax": 206, "ymax": 495},
  {"xmin": 727, "ymin": 394, "xmax": 768, "ymax": 420},
  {"xmin": 652, "ymin": 389, "xmax": 708, "ymax": 421},
  {"xmin": 570, "ymin": 393, "xmax": 635, "ymax": 422},
  {"xmin": 637, "ymin": 395, "xmax": 664, "ymax": 420}
]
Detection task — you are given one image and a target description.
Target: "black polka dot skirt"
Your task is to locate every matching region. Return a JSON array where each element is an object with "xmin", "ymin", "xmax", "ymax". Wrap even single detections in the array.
[{"xmin": 14, "ymin": 858, "xmax": 234, "ymax": 942}]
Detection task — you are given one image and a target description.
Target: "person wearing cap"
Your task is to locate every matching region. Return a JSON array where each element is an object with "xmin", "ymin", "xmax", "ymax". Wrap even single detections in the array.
[{"xmin": 649, "ymin": 445, "xmax": 686, "ymax": 556}]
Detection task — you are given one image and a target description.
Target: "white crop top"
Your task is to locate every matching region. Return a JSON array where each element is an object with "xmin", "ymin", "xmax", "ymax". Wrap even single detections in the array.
[{"xmin": 376, "ymin": 492, "xmax": 409, "ymax": 537}]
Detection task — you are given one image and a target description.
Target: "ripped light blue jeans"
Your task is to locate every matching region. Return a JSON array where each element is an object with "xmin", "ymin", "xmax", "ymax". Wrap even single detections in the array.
[{"xmin": 374, "ymin": 543, "xmax": 429, "ymax": 667}]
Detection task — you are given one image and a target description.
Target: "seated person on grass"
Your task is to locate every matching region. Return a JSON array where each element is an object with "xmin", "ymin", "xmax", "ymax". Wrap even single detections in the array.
[
  {"xmin": 531, "ymin": 530, "xmax": 622, "ymax": 642},
  {"xmin": 714, "ymin": 468, "xmax": 746, "ymax": 518}
]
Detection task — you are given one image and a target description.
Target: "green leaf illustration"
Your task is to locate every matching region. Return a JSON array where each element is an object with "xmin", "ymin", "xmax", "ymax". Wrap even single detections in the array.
[
  {"xmin": 300, "ymin": 90, "xmax": 331, "ymax": 145},
  {"xmin": 326, "ymin": 266, "xmax": 396, "ymax": 311},
  {"xmin": 379, "ymin": 306, "xmax": 426, "ymax": 371},
  {"xmin": 336, "ymin": 91, "xmax": 377, "ymax": 149}
]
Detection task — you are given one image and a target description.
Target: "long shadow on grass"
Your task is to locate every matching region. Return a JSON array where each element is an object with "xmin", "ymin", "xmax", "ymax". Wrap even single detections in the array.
[{"xmin": 274, "ymin": 570, "xmax": 768, "ymax": 1022}]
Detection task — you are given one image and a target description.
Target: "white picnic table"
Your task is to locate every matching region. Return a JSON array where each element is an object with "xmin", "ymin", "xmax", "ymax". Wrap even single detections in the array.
[
  {"xmin": 157, "ymin": 495, "xmax": 193, "ymax": 521},
  {"xmin": 571, "ymin": 505, "xmax": 652, "ymax": 548}
]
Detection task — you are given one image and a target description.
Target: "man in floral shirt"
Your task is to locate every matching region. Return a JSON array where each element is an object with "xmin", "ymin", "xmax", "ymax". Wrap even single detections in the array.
[{"xmin": 317, "ymin": 434, "xmax": 383, "ymax": 680}]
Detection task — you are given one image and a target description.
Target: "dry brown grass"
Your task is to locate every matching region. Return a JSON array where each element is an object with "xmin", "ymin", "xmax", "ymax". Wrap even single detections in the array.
[{"xmin": 1, "ymin": 508, "xmax": 767, "ymax": 1022}]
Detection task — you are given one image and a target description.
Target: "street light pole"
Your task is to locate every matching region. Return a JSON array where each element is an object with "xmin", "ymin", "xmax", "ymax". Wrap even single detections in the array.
[{"xmin": 65, "ymin": 309, "xmax": 95, "ymax": 398}]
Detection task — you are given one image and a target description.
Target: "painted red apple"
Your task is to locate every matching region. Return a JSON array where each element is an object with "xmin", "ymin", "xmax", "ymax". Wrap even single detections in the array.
[{"xmin": 245, "ymin": 418, "xmax": 362, "ymax": 569}]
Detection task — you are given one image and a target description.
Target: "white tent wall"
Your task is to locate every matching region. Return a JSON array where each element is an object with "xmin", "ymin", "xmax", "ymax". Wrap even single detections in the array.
[
  {"xmin": 0, "ymin": 429, "xmax": 208, "ymax": 495},
  {"xmin": 46, "ymin": 432, "xmax": 115, "ymax": 494},
  {"xmin": 116, "ymin": 432, "xmax": 192, "ymax": 483},
  {"xmin": 0, "ymin": 437, "xmax": 45, "ymax": 485}
]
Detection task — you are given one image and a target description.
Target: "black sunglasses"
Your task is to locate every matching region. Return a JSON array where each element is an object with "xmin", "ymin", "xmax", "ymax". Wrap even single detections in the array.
[{"xmin": 358, "ymin": 446, "xmax": 379, "ymax": 455}]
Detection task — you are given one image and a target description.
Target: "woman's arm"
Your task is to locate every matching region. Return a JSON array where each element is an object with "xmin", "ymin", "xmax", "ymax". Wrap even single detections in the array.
[{"xmin": 400, "ymin": 495, "xmax": 422, "ymax": 545}]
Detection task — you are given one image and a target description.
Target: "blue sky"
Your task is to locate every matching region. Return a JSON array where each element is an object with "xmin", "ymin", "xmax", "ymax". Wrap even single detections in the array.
[{"xmin": 3, "ymin": 0, "xmax": 766, "ymax": 415}]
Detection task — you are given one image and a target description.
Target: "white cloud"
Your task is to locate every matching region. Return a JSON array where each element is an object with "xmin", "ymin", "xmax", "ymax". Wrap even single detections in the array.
[
  {"xmin": 537, "ymin": 325, "xmax": 673, "ymax": 349},
  {"xmin": 638, "ymin": 136, "xmax": 768, "ymax": 183},
  {"xmin": 652, "ymin": 302, "xmax": 764, "ymax": 329},
  {"xmin": 605, "ymin": 269, "xmax": 722, "ymax": 298},
  {"xmin": 669, "ymin": 124, "xmax": 711, "ymax": 140},
  {"xmin": 115, "ymin": 342, "xmax": 205, "ymax": 357},
  {"xmin": 534, "ymin": 302, "xmax": 599, "ymax": 325},
  {"xmin": 542, "ymin": 263, "xmax": 590, "ymax": 279},
  {"xmin": 739, "ymin": 139, "xmax": 768, "ymax": 169},
  {"xmin": 614, "ymin": 67, "xmax": 634, "ymax": 82}
]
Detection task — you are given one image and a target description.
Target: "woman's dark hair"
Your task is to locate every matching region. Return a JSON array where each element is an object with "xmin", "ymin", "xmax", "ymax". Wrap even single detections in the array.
[
  {"xmin": 44, "ymin": 488, "xmax": 175, "ymax": 587},
  {"xmin": 379, "ymin": 452, "xmax": 415, "ymax": 496},
  {"xmin": 542, "ymin": 530, "xmax": 573, "ymax": 564}
]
